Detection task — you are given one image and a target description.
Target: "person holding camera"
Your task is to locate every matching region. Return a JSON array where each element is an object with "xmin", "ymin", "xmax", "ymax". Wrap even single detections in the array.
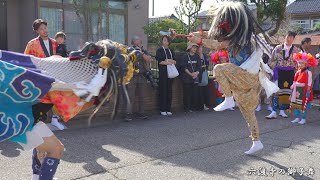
[
  {"xmin": 180, "ymin": 42, "xmax": 201, "ymax": 112},
  {"xmin": 124, "ymin": 36, "xmax": 152, "ymax": 121}
]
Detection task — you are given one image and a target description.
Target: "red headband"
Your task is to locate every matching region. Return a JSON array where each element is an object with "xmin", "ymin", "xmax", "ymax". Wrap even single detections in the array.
[{"xmin": 218, "ymin": 21, "xmax": 231, "ymax": 33}]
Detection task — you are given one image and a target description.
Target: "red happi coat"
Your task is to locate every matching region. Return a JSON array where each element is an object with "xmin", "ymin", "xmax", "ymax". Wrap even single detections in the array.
[
  {"xmin": 294, "ymin": 69, "xmax": 313, "ymax": 108},
  {"xmin": 24, "ymin": 36, "xmax": 57, "ymax": 58},
  {"xmin": 24, "ymin": 36, "xmax": 93, "ymax": 121}
]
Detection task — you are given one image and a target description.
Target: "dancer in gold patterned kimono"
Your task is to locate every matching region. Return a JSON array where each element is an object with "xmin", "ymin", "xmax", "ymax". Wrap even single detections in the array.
[{"xmin": 187, "ymin": 2, "xmax": 279, "ymax": 154}]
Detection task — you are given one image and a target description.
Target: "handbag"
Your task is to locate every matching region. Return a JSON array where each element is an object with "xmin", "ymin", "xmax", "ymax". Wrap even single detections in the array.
[
  {"xmin": 199, "ymin": 70, "xmax": 208, "ymax": 86},
  {"xmin": 163, "ymin": 46, "xmax": 179, "ymax": 78},
  {"xmin": 198, "ymin": 55, "xmax": 208, "ymax": 86}
]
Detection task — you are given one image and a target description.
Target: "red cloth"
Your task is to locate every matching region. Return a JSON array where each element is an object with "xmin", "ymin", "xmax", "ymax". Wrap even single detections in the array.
[
  {"xmin": 24, "ymin": 36, "xmax": 57, "ymax": 58},
  {"xmin": 294, "ymin": 69, "xmax": 313, "ymax": 107}
]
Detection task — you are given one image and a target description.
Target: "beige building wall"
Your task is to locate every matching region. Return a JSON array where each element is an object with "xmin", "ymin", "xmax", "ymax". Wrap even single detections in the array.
[{"xmin": 127, "ymin": 0, "xmax": 149, "ymax": 48}]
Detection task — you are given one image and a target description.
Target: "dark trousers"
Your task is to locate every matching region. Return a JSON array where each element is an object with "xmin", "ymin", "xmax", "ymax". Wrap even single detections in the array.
[
  {"xmin": 199, "ymin": 84, "xmax": 211, "ymax": 108},
  {"xmin": 159, "ymin": 76, "xmax": 173, "ymax": 112},
  {"xmin": 125, "ymin": 75, "xmax": 146, "ymax": 114},
  {"xmin": 183, "ymin": 83, "xmax": 200, "ymax": 111}
]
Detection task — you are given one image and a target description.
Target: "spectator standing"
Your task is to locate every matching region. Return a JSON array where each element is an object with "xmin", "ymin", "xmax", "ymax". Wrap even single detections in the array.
[
  {"xmin": 300, "ymin": 37, "xmax": 312, "ymax": 53},
  {"xmin": 197, "ymin": 44, "xmax": 211, "ymax": 110},
  {"xmin": 124, "ymin": 36, "xmax": 152, "ymax": 121},
  {"xmin": 24, "ymin": 19, "xmax": 65, "ymax": 130},
  {"xmin": 180, "ymin": 42, "xmax": 201, "ymax": 112},
  {"xmin": 155, "ymin": 35, "xmax": 176, "ymax": 116}
]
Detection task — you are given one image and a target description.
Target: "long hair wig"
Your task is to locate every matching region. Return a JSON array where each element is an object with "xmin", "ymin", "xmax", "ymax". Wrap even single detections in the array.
[{"xmin": 208, "ymin": 1, "xmax": 258, "ymax": 55}]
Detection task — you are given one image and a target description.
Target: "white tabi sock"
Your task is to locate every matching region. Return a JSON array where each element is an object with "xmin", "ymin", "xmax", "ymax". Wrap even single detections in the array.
[
  {"xmin": 265, "ymin": 111, "xmax": 277, "ymax": 119},
  {"xmin": 51, "ymin": 117, "xmax": 65, "ymax": 130},
  {"xmin": 245, "ymin": 140, "xmax": 264, "ymax": 155},
  {"xmin": 255, "ymin": 104, "xmax": 261, "ymax": 112},
  {"xmin": 291, "ymin": 118, "xmax": 300, "ymax": 123},
  {"xmin": 279, "ymin": 110, "xmax": 288, "ymax": 118},
  {"xmin": 298, "ymin": 118, "xmax": 306, "ymax": 125},
  {"xmin": 214, "ymin": 96, "xmax": 235, "ymax": 112}
]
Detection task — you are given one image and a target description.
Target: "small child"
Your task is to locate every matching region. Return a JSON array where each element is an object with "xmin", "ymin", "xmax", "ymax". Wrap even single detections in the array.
[
  {"xmin": 290, "ymin": 52, "xmax": 318, "ymax": 125},
  {"xmin": 55, "ymin": 32, "xmax": 68, "ymax": 57},
  {"xmin": 51, "ymin": 32, "xmax": 68, "ymax": 130},
  {"xmin": 211, "ymin": 50, "xmax": 234, "ymax": 111}
]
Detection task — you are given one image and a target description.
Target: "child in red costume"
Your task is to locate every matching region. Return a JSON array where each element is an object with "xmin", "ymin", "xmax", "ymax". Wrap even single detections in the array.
[
  {"xmin": 290, "ymin": 52, "xmax": 318, "ymax": 124},
  {"xmin": 211, "ymin": 50, "xmax": 234, "ymax": 110}
]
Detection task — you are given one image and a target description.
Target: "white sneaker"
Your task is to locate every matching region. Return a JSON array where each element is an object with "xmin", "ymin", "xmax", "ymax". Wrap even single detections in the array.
[
  {"xmin": 160, "ymin": 112, "xmax": 167, "ymax": 116},
  {"xmin": 265, "ymin": 111, "xmax": 277, "ymax": 119},
  {"xmin": 245, "ymin": 140, "xmax": 264, "ymax": 155},
  {"xmin": 214, "ymin": 96, "xmax": 235, "ymax": 111},
  {"xmin": 203, "ymin": 105, "xmax": 209, "ymax": 111},
  {"xmin": 267, "ymin": 105, "xmax": 273, "ymax": 112},
  {"xmin": 51, "ymin": 117, "xmax": 65, "ymax": 130},
  {"xmin": 166, "ymin": 112, "xmax": 172, "ymax": 115},
  {"xmin": 291, "ymin": 118, "xmax": 300, "ymax": 123},
  {"xmin": 255, "ymin": 104, "xmax": 261, "ymax": 112},
  {"xmin": 279, "ymin": 110, "xmax": 288, "ymax": 118},
  {"xmin": 298, "ymin": 119, "xmax": 306, "ymax": 125}
]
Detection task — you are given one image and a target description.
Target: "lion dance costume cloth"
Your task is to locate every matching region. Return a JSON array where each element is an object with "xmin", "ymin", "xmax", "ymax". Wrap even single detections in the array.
[{"xmin": 1, "ymin": 39, "xmax": 141, "ymax": 180}]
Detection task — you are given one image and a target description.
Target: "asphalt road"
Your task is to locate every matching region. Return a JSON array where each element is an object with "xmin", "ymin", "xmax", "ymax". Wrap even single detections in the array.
[{"xmin": 1, "ymin": 106, "xmax": 320, "ymax": 180}]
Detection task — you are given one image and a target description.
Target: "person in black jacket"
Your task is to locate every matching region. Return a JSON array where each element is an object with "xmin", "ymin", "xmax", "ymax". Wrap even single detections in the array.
[
  {"xmin": 155, "ymin": 35, "xmax": 176, "ymax": 116},
  {"xmin": 55, "ymin": 32, "xmax": 68, "ymax": 57},
  {"xmin": 197, "ymin": 44, "xmax": 211, "ymax": 110},
  {"xmin": 180, "ymin": 42, "xmax": 201, "ymax": 112}
]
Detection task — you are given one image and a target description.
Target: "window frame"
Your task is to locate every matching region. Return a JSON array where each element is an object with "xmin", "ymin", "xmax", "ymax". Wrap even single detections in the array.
[
  {"xmin": 294, "ymin": 20, "xmax": 311, "ymax": 31},
  {"xmin": 38, "ymin": 0, "xmax": 128, "ymax": 46},
  {"xmin": 312, "ymin": 19, "xmax": 320, "ymax": 28}
]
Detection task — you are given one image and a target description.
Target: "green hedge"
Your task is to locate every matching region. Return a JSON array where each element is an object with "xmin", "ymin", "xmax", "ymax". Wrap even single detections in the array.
[{"xmin": 170, "ymin": 42, "xmax": 188, "ymax": 52}]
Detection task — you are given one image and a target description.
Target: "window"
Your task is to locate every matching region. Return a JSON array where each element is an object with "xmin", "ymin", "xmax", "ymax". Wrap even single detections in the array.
[
  {"xmin": 109, "ymin": 14, "xmax": 125, "ymax": 44},
  {"xmin": 108, "ymin": 1, "xmax": 127, "ymax": 9},
  {"xmin": 63, "ymin": 0, "xmax": 84, "ymax": 4},
  {"xmin": 294, "ymin": 20, "xmax": 310, "ymax": 31},
  {"xmin": 312, "ymin": 19, "xmax": 320, "ymax": 28},
  {"xmin": 201, "ymin": 22, "xmax": 210, "ymax": 31},
  {"xmin": 91, "ymin": 12, "xmax": 108, "ymax": 42},
  {"xmin": 40, "ymin": 7, "xmax": 63, "ymax": 38},
  {"xmin": 39, "ymin": 0, "xmax": 128, "ymax": 50},
  {"xmin": 64, "ymin": 10, "xmax": 84, "ymax": 50},
  {"xmin": 41, "ymin": 0, "xmax": 62, "ymax": 2}
]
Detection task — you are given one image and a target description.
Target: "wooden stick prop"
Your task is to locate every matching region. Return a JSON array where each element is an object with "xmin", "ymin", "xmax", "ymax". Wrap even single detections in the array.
[{"xmin": 159, "ymin": 28, "xmax": 204, "ymax": 39}]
